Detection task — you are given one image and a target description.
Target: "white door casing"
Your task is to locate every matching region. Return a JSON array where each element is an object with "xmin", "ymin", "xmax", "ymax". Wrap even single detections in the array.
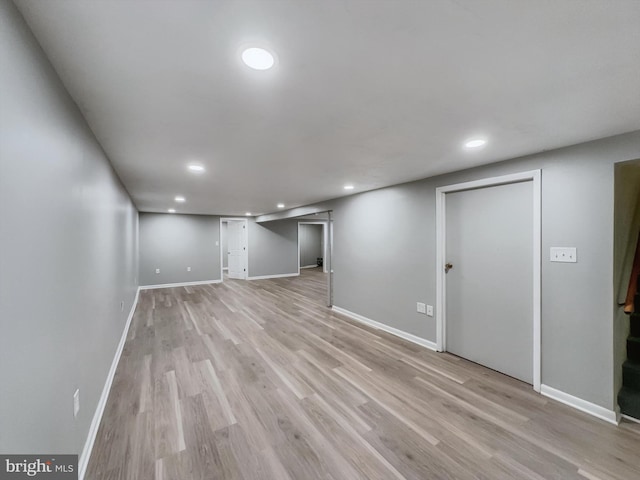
[{"xmin": 436, "ymin": 170, "xmax": 541, "ymax": 391}]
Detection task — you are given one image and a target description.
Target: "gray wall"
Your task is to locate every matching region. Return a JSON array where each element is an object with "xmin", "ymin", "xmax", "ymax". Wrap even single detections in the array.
[
  {"xmin": 0, "ymin": 0, "xmax": 138, "ymax": 456},
  {"xmin": 138, "ymin": 215, "xmax": 299, "ymax": 284},
  {"xmin": 283, "ymin": 131, "xmax": 640, "ymax": 411},
  {"xmin": 139, "ymin": 213, "xmax": 220, "ymax": 286},
  {"xmin": 248, "ymin": 219, "xmax": 298, "ymax": 277},
  {"xmin": 299, "ymin": 223, "xmax": 323, "ymax": 267},
  {"xmin": 613, "ymin": 159, "xmax": 640, "ymax": 400}
]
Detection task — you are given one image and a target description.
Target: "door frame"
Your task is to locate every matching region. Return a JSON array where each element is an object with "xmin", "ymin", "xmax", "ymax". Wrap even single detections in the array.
[
  {"xmin": 297, "ymin": 221, "xmax": 329, "ymax": 274},
  {"xmin": 435, "ymin": 170, "xmax": 541, "ymax": 392},
  {"xmin": 219, "ymin": 217, "xmax": 249, "ymax": 281}
]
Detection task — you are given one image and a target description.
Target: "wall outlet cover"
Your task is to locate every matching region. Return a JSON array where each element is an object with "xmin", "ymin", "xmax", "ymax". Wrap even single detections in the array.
[
  {"xmin": 426, "ymin": 305, "xmax": 434, "ymax": 317},
  {"xmin": 550, "ymin": 247, "xmax": 577, "ymax": 263},
  {"xmin": 155, "ymin": 268, "xmax": 160, "ymax": 274}
]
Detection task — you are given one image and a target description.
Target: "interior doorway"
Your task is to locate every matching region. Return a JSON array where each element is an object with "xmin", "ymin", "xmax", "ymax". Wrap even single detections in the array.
[
  {"xmin": 290, "ymin": 211, "xmax": 333, "ymax": 307},
  {"xmin": 436, "ymin": 171, "xmax": 541, "ymax": 391},
  {"xmin": 219, "ymin": 218, "xmax": 248, "ymax": 280},
  {"xmin": 298, "ymin": 221, "xmax": 329, "ymax": 273}
]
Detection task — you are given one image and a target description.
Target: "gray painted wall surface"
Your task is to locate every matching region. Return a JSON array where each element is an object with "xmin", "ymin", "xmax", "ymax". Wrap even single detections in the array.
[
  {"xmin": 0, "ymin": 0, "xmax": 138, "ymax": 455},
  {"xmin": 139, "ymin": 213, "xmax": 220, "ymax": 285},
  {"xmin": 248, "ymin": 219, "xmax": 298, "ymax": 277},
  {"xmin": 613, "ymin": 160, "xmax": 640, "ymax": 400},
  {"xmin": 299, "ymin": 224, "xmax": 323, "ymax": 267},
  {"xmin": 299, "ymin": 131, "xmax": 640, "ymax": 410}
]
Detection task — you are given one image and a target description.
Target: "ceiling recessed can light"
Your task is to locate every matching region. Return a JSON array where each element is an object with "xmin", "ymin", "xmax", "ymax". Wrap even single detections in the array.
[
  {"xmin": 187, "ymin": 164, "xmax": 205, "ymax": 173},
  {"xmin": 168, "ymin": 208, "xmax": 176, "ymax": 213},
  {"xmin": 277, "ymin": 203, "xmax": 285, "ymax": 208},
  {"xmin": 464, "ymin": 138, "xmax": 487, "ymax": 149},
  {"xmin": 175, "ymin": 196, "xmax": 185, "ymax": 202},
  {"xmin": 245, "ymin": 212, "xmax": 252, "ymax": 216},
  {"xmin": 344, "ymin": 184, "xmax": 354, "ymax": 190},
  {"xmin": 242, "ymin": 47, "xmax": 275, "ymax": 70}
]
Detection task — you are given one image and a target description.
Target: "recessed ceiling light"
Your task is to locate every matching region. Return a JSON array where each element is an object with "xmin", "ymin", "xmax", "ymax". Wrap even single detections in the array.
[
  {"xmin": 242, "ymin": 47, "xmax": 275, "ymax": 70},
  {"xmin": 168, "ymin": 208, "xmax": 176, "ymax": 213},
  {"xmin": 464, "ymin": 138, "xmax": 487, "ymax": 149},
  {"xmin": 187, "ymin": 164, "xmax": 205, "ymax": 173},
  {"xmin": 277, "ymin": 203, "xmax": 285, "ymax": 208},
  {"xmin": 245, "ymin": 212, "xmax": 252, "ymax": 216},
  {"xmin": 175, "ymin": 196, "xmax": 185, "ymax": 202},
  {"xmin": 344, "ymin": 184, "xmax": 354, "ymax": 190}
]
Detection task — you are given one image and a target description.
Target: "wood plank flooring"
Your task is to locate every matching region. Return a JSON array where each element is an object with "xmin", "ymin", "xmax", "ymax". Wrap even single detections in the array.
[{"xmin": 86, "ymin": 268, "xmax": 640, "ymax": 479}]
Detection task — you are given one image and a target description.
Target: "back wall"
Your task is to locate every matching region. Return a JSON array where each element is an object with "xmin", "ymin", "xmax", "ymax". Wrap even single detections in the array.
[{"xmin": 139, "ymin": 213, "xmax": 220, "ymax": 286}]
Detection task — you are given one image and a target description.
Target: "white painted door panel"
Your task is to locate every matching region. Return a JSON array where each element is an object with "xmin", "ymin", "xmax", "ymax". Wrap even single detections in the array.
[
  {"xmin": 445, "ymin": 181, "xmax": 533, "ymax": 384},
  {"xmin": 227, "ymin": 221, "xmax": 245, "ymax": 279}
]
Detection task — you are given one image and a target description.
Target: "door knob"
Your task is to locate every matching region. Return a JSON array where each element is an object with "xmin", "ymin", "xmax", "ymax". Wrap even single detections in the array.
[{"xmin": 445, "ymin": 263, "xmax": 453, "ymax": 273}]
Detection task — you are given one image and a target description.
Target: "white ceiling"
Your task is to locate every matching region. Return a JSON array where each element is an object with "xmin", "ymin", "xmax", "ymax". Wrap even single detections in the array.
[{"xmin": 15, "ymin": 0, "xmax": 640, "ymax": 216}]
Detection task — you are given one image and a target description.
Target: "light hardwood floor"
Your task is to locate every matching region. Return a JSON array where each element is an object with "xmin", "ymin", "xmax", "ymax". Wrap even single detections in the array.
[{"xmin": 86, "ymin": 268, "xmax": 640, "ymax": 479}]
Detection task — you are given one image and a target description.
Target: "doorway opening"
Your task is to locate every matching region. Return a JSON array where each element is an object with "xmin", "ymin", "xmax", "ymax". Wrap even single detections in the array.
[
  {"xmin": 436, "ymin": 170, "xmax": 541, "ymax": 391},
  {"xmin": 298, "ymin": 221, "xmax": 329, "ymax": 274},
  {"xmin": 293, "ymin": 212, "xmax": 332, "ymax": 306},
  {"xmin": 219, "ymin": 218, "xmax": 248, "ymax": 281}
]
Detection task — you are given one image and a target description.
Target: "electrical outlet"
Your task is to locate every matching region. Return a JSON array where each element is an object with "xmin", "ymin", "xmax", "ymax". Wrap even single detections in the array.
[
  {"xmin": 426, "ymin": 305, "xmax": 434, "ymax": 317},
  {"xmin": 215, "ymin": 241, "xmax": 219, "ymax": 246},
  {"xmin": 187, "ymin": 266, "xmax": 191, "ymax": 272},
  {"xmin": 73, "ymin": 389, "xmax": 80, "ymax": 418},
  {"xmin": 550, "ymin": 247, "xmax": 577, "ymax": 263},
  {"xmin": 417, "ymin": 302, "xmax": 426, "ymax": 314},
  {"xmin": 155, "ymin": 268, "xmax": 160, "ymax": 274}
]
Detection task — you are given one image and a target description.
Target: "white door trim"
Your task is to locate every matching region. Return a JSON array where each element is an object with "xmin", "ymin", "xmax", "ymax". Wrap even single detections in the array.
[
  {"xmin": 435, "ymin": 169, "xmax": 541, "ymax": 392},
  {"xmin": 219, "ymin": 217, "xmax": 249, "ymax": 281},
  {"xmin": 297, "ymin": 221, "xmax": 329, "ymax": 274}
]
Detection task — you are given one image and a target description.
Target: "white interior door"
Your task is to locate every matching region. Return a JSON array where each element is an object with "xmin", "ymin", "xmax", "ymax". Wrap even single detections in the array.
[
  {"xmin": 445, "ymin": 181, "xmax": 533, "ymax": 384},
  {"xmin": 227, "ymin": 220, "xmax": 246, "ymax": 279}
]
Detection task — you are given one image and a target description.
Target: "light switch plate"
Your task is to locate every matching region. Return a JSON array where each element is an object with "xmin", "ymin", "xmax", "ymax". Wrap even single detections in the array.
[
  {"xmin": 417, "ymin": 302, "xmax": 426, "ymax": 314},
  {"xmin": 550, "ymin": 247, "xmax": 577, "ymax": 263},
  {"xmin": 155, "ymin": 268, "xmax": 160, "ymax": 274}
]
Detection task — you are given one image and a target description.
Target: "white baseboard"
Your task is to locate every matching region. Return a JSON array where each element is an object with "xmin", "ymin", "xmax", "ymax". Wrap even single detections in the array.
[
  {"xmin": 300, "ymin": 264, "xmax": 319, "ymax": 269},
  {"xmin": 540, "ymin": 384, "xmax": 618, "ymax": 425},
  {"xmin": 247, "ymin": 273, "xmax": 300, "ymax": 280},
  {"xmin": 331, "ymin": 305, "xmax": 438, "ymax": 352},
  {"xmin": 139, "ymin": 279, "xmax": 222, "ymax": 290},
  {"xmin": 78, "ymin": 287, "xmax": 140, "ymax": 480},
  {"xmin": 621, "ymin": 413, "xmax": 640, "ymax": 424}
]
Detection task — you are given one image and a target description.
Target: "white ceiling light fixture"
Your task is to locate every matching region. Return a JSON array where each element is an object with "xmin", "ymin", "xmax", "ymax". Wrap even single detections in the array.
[
  {"xmin": 174, "ymin": 196, "xmax": 185, "ymax": 202},
  {"xmin": 277, "ymin": 203, "xmax": 285, "ymax": 208},
  {"xmin": 344, "ymin": 184, "xmax": 354, "ymax": 190},
  {"xmin": 187, "ymin": 164, "xmax": 205, "ymax": 173},
  {"xmin": 245, "ymin": 212, "xmax": 252, "ymax": 216},
  {"xmin": 168, "ymin": 208, "xmax": 176, "ymax": 213},
  {"xmin": 464, "ymin": 137, "xmax": 488, "ymax": 149},
  {"xmin": 242, "ymin": 47, "xmax": 275, "ymax": 70}
]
